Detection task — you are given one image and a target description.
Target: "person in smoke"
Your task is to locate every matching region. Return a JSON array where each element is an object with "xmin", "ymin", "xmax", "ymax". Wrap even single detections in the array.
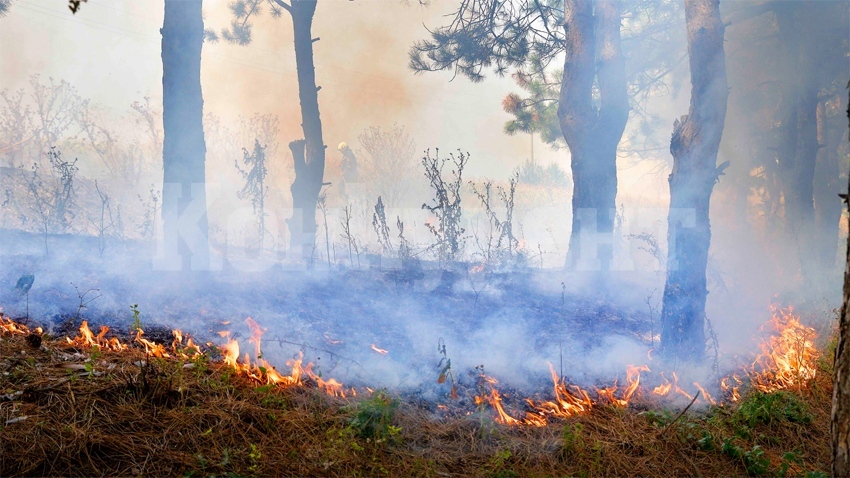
[{"xmin": 338, "ymin": 142, "xmax": 358, "ymax": 201}]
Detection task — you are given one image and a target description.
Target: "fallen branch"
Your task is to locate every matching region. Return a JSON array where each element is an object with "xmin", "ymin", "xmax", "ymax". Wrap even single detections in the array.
[{"xmin": 657, "ymin": 390, "xmax": 700, "ymax": 438}]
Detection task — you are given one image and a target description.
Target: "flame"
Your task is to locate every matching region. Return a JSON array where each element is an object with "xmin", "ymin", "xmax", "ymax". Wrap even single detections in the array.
[
  {"xmin": 720, "ymin": 375, "xmax": 742, "ymax": 402},
  {"xmin": 323, "ymin": 333, "xmax": 342, "ymax": 345},
  {"xmin": 474, "ymin": 372, "xmax": 546, "ymax": 427},
  {"xmin": 693, "ymin": 382, "xmax": 716, "ymax": 405},
  {"xmin": 748, "ymin": 306, "xmax": 818, "ymax": 392},
  {"xmin": 65, "ymin": 321, "xmax": 127, "ymax": 351},
  {"xmin": 214, "ymin": 318, "xmax": 351, "ymax": 396},
  {"xmin": 652, "ymin": 372, "xmax": 672, "ymax": 396},
  {"xmin": 1, "ymin": 316, "xmax": 29, "ymax": 335},
  {"xmin": 3, "ymin": 305, "xmax": 825, "ymax": 424}
]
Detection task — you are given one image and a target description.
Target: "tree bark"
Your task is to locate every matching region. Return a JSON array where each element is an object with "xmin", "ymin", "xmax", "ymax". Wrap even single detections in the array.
[
  {"xmin": 832, "ymin": 82, "xmax": 850, "ymax": 478},
  {"xmin": 786, "ymin": 83, "xmax": 819, "ymax": 280},
  {"xmin": 814, "ymin": 94, "xmax": 847, "ymax": 272},
  {"xmin": 286, "ymin": 0, "xmax": 326, "ymax": 260},
  {"xmin": 659, "ymin": 0, "xmax": 728, "ymax": 363},
  {"xmin": 161, "ymin": 0, "xmax": 209, "ymax": 271},
  {"xmin": 558, "ymin": 0, "xmax": 629, "ymax": 271}
]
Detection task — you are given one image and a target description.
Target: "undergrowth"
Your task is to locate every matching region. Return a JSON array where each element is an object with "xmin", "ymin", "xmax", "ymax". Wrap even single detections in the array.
[{"xmin": 0, "ymin": 323, "xmax": 835, "ymax": 477}]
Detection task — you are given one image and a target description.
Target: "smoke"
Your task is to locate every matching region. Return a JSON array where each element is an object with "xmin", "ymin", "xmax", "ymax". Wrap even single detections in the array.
[{"xmin": 0, "ymin": 0, "xmax": 847, "ymax": 399}]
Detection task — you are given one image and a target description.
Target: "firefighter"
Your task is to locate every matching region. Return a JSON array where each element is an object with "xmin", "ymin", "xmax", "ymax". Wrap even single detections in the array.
[{"xmin": 338, "ymin": 142, "xmax": 358, "ymax": 200}]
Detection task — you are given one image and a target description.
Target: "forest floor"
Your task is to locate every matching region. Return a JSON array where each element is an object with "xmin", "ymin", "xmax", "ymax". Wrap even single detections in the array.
[{"xmin": 0, "ymin": 314, "xmax": 835, "ymax": 478}]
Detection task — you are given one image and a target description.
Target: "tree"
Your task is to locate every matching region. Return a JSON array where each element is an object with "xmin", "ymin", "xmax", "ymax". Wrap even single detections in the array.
[
  {"xmin": 219, "ymin": 0, "xmax": 326, "ymax": 260},
  {"xmin": 411, "ymin": 0, "xmax": 683, "ymax": 270},
  {"xmin": 721, "ymin": 1, "xmax": 849, "ymax": 284},
  {"xmin": 659, "ymin": 0, "xmax": 728, "ymax": 363},
  {"xmin": 235, "ymin": 139, "xmax": 269, "ymax": 246},
  {"xmin": 832, "ymin": 80, "xmax": 850, "ymax": 478},
  {"xmin": 160, "ymin": 0, "xmax": 210, "ymax": 271}
]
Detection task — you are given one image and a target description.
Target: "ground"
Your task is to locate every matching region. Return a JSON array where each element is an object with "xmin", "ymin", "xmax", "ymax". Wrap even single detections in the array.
[{"xmin": 0, "ymin": 316, "xmax": 835, "ymax": 477}]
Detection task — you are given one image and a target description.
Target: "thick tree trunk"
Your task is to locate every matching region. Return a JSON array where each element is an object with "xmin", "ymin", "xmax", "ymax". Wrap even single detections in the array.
[
  {"xmin": 773, "ymin": 4, "xmax": 821, "ymax": 283},
  {"xmin": 832, "ymin": 83, "xmax": 850, "ymax": 478},
  {"xmin": 815, "ymin": 95, "xmax": 846, "ymax": 272},
  {"xmin": 160, "ymin": 0, "xmax": 209, "ymax": 271},
  {"xmin": 659, "ymin": 0, "xmax": 728, "ymax": 363},
  {"xmin": 558, "ymin": 0, "xmax": 628, "ymax": 271},
  {"xmin": 785, "ymin": 84, "xmax": 819, "ymax": 281},
  {"xmin": 286, "ymin": 0, "xmax": 325, "ymax": 260}
]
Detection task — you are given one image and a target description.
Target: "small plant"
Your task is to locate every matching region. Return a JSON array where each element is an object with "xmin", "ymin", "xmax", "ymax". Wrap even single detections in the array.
[
  {"xmin": 84, "ymin": 345, "xmax": 102, "ymax": 374},
  {"xmin": 777, "ymin": 450, "xmax": 802, "ymax": 477},
  {"xmin": 486, "ymin": 449, "xmax": 517, "ymax": 478},
  {"xmin": 436, "ymin": 338, "xmax": 458, "ymax": 400},
  {"xmin": 71, "ymin": 282, "xmax": 101, "ymax": 321},
  {"xmin": 346, "ymin": 390, "xmax": 400, "ymax": 441},
  {"xmin": 339, "ymin": 205, "xmax": 361, "ymax": 268},
  {"xmin": 722, "ymin": 439, "xmax": 770, "ymax": 476},
  {"xmin": 697, "ymin": 430, "xmax": 715, "ymax": 451},
  {"xmin": 743, "ymin": 445, "xmax": 770, "ymax": 476},
  {"xmin": 372, "ymin": 196, "xmax": 393, "ymax": 256},
  {"xmin": 561, "ymin": 422, "xmax": 584, "ymax": 453},
  {"xmin": 247, "ymin": 443, "xmax": 262, "ymax": 474},
  {"xmin": 640, "ymin": 409, "xmax": 675, "ymax": 428},
  {"xmin": 130, "ymin": 304, "xmax": 142, "ymax": 332},
  {"xmin": 735, "ymin": 391, "xmax": 812, "ymax": 427}
]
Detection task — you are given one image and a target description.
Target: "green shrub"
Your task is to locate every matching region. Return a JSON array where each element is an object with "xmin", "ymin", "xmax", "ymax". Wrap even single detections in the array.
[
  {"xmin": 346, "ymin": 390, "xmax": 401, "ymax": 441},
  {"xmin": 735, "ymin": 391, "xmax": 812, "ymax": 427}
]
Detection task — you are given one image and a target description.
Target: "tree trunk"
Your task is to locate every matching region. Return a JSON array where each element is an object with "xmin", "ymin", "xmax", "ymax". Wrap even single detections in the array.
[
  {"xmin": 832, "ymin": 83, "xmax": 850, "ymax": 478},
  {"xmin": 558, "ymin": 0, "xmax": 628, "ymax": 271},
  {"xmin": 286, "ymin": 0, "xmax": 325, "ymax": 260},
  {"xmin": 160, "ymin": 0, "xmax": 209, "ymax": 271},
  {"xmin": 659, "ymin": 0, "xmax": 728, "ymax": 363},
  {"xmin": 785, "ymin": 83, "xmax": 819, "ymax": 281},
  {"xmin": 815, "ymin": 94, "xmax": 846, "ymax": 272}
]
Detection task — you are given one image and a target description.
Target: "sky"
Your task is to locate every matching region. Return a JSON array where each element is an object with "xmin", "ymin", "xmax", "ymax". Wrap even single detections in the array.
[
  {"xmin": 0, "ymin": 0, "xmax": 674, "ymax": 197},
  {"xmin": 1, "ymin": 1, "xmax": 551, "ymax": 171}
]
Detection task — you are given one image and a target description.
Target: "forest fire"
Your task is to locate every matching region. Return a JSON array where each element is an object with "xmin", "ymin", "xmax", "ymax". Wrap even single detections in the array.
[
  {"xmin": 0, "ymin": 315, "xmax": 36, "ymax": 335},
  {"xmin": 525, "ymin": 364, "xmax": 594, "ymax": 419},
  {"xmin": 218, "ymin": 317, "xmax": 353, "ymax": 396},
  {"xmin": 0, "ymin": 304, "xmax": 832, "ymax": 430},
  {"xmin": 65, "ymin": 321, "xmax": 126, "ymax": 351},
  {"xmin": 748, "ymin": 307, "xmax": 819, "ymax": 393}
]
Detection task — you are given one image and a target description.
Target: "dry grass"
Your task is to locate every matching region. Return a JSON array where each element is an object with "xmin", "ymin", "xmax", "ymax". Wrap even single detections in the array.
[{"xmin": 0, "ymin": 320, "xmax": 833, "ymax": 478}]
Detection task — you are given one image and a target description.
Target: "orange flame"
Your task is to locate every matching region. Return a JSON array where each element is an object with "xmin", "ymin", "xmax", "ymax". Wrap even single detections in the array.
[
  {"xmin": 214, "ymin": 318, "xmax": 351, "ymax": 396},
  {"xmin": 748, "ymin": 306, "xmax": 818, "ymax": 392}
]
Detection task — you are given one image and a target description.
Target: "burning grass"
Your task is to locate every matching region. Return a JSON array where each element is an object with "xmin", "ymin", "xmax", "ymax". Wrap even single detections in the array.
[{"xmin": 0, "ymin": 310, "xmax": 835, "ymax": 477}]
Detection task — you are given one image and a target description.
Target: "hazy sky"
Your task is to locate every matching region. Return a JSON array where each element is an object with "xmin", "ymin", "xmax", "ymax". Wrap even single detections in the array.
[{"xmin": 0, "ymin": 0, "xmax": 681, "ymax": 204}]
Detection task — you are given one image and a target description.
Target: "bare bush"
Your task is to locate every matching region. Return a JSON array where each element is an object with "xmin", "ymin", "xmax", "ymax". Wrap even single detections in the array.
[
  {"xmin": 372, "ymin": 196, "xmax": 393, "ymax": 256},
  {"xmin": 137, "ymin": 185, "xmax": 161, "ymax": 246},
  {"xmin": 90, "ymin": 180, "xmax": 124, "ymax": 256},
  {"xmin": 421, "ymin": 149, "xmax": 467, "ymax": 263},
  {"xmin": 21, "ymin": 147, "xmax": 79, "ymax": 253},
  {"xmin": 235, "ymin": 139, "xmax": 269, "ymax": 246},
  {"xmin": 340, "ymin": 205, "xmax": 362, "ymax": 268},
  {"xmin": 358, "ymin": 125, "xmax": 417, "ymax": 207},
  {"xmin": 469, "ymin": 172, "xmax": 520, "ymax": 267}
]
